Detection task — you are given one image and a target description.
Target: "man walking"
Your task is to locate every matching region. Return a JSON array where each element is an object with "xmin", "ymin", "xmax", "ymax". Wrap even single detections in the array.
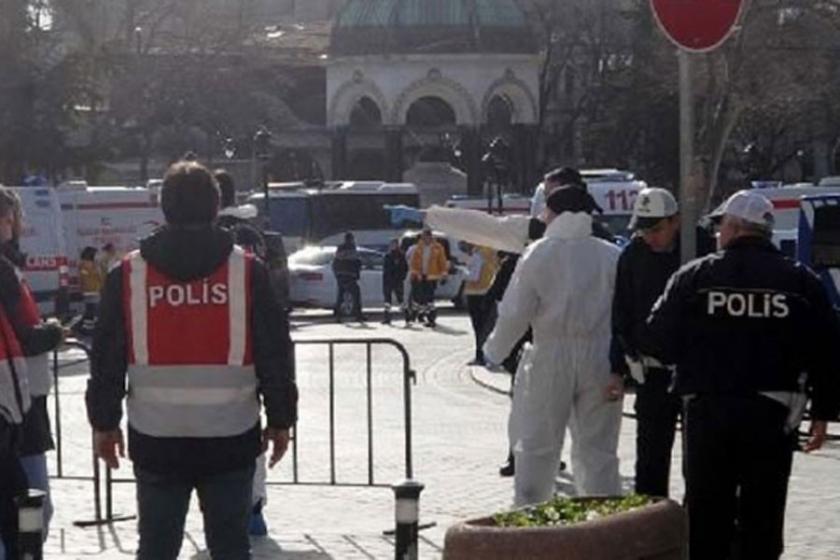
[
  {"xmin": 484, "ymin": 186, "xmax": 623, "ymax": 506},
  {"xmin": 382, "ymin": 239, "xmax": 407, "ymax": 325},
  {"xmin": 610, "ymin": 187, "xmax": 715, "ymax": 498},
  {"xmin": 643, "ymin": 190, "xmax": 840, "ymax": 559},
  {"xmin": 86, "ymin": 161, "xmax": 298, "ymax": 560}
]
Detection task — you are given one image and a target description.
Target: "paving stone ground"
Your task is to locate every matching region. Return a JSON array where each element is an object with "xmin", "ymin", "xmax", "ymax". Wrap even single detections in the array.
[{"xmin": 39, "ymin": 310, "xmax": 840, "ymax": 558}]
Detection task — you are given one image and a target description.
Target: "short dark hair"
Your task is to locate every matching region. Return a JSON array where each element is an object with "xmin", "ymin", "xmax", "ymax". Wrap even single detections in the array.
[
  {"xmin": 544, "ymin": 167, "xmax": 583, "ymax": 188},
  {"xmin": 80, "ymin": 246, "xmax": 97, "ymax": 261},
  {"xmin": 161, "ymin": 161, "xmax": 220, "ymax": 226},
  {"xmin": 214, "ymin": 169, "xmax": 236, "ymax": 208}
]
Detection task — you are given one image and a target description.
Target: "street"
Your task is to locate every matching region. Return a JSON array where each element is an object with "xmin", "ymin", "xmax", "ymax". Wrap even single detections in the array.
[{"xmin": 43, "ymin": 310, "xmax": 840, "ymax": 559}]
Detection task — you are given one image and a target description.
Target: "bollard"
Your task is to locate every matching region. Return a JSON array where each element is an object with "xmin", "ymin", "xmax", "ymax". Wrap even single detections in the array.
[
  {"xmin": 15, "ymin": 489, "xmax": 46, "ymax": 560},
  {"xmin": 392, "ymin": 479, "xmax": 424, "ymax": 560}
]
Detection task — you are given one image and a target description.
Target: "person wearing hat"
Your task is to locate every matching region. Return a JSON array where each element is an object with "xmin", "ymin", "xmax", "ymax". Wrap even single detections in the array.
[
  {"xmin": 483, "ymin": 186, "xmax": 623, "ymax": 505},
  {"xmin": 424, "ymin": 167, "xmax": 614, "ymax": 257},
  {"xmin": 609, "ymin": 187, "xmax": 715, "ymax": 499},
  {"xmin": 640, "ymin": 190, "xmax": 840, "ymax": 559},
  {"xmin": 87, "ymin": 160, "xmax": 298, "ymax": 560}
]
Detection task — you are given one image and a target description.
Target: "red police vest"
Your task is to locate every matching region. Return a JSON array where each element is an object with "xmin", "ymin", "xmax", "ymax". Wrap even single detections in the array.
[
  {"xmin": 122, "ymin": 247, "xmax": 259, "ymax": 438},
  {"xmin": 0, "ymin": 307, "xmax": 30, "ymax": 424}
]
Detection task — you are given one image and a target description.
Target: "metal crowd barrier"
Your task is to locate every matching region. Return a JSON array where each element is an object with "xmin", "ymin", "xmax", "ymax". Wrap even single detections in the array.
[{"xmin": 49, "ymin": 337, "xmax": 420, "ymax": 531}]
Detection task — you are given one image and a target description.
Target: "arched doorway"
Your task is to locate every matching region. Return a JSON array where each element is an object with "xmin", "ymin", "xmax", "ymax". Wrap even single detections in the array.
[
  {"xmin": 349, "ymin": 96, "xmax": 383, "ymax": 129},
  {"xmin": 486, "ymin": 94, "xmax": 514, "ymax": 131},
  {"xmin": 347, "ymin": 96, "xmax": 386, "ymax": 179},
  {"xmin": 406, "ymin": 96, "xmax": 457, "ymax": 128}
]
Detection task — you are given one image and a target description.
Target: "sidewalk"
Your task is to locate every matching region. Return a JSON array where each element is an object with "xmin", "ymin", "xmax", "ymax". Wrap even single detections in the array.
[{"xmin": 40, "ymin": 317, "xmax": 840, "ymax": 558}]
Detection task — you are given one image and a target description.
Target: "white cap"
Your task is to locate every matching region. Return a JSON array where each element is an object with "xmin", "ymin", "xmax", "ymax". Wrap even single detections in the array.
[
  {"xmin": 710, "ymin": 190, "xmax": 775, "ymax": 228},
  {"xmin": 629, "ymin": 188, "xmax": 679, "ymax": 230}
]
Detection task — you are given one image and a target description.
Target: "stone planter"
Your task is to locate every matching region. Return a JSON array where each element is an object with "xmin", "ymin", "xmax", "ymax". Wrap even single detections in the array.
[{"xmin": 443, "ymin": 498, "xmax": 687, "ymax": 560}]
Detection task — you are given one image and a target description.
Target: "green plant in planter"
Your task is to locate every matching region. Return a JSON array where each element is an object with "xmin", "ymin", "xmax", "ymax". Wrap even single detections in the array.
[{"xmin": 493, "ymin": 495, "xmax": 654, "ymax": 528}]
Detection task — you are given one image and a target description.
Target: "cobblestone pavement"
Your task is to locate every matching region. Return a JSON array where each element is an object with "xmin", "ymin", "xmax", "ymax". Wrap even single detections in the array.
[{"xmin": 41, "ymin": 310, "xmax": 840, "ymax": 558}]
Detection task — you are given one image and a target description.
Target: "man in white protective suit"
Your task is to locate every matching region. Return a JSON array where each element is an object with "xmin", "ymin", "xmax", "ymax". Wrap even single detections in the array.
[{"xmin": 483, "ymin": 186, "xmax": 624, "ymax": 506}]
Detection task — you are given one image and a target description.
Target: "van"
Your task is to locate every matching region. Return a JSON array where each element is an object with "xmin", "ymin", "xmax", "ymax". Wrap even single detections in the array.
[
  {"xmin": 14, "ymin": 187, "xmax": 69, "ymax": 316},
  {"xmin": 58, "ymin": 185, "xmax": 164, "ymax": 303}
]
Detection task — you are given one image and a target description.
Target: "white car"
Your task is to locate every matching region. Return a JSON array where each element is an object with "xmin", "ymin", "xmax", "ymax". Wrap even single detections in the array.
[{"xmin": 288, "ymin": 246, "xmax": 466, "ymax": 314}]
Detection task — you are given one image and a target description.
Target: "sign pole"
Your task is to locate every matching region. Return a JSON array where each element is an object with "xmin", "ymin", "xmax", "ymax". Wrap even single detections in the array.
[{"xmin": 678, "ymin": 48, "xmax": 697, "ymax": 263}]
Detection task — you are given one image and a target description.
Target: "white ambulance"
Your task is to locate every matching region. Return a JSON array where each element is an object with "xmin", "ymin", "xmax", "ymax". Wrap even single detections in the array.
[
  {"xmin": 14, "ymin": 187, "xmax": 69, "ymax": 315},
  {"xmin": 58, "ymin": 183, "xmax": 164, "ymax": 302}
]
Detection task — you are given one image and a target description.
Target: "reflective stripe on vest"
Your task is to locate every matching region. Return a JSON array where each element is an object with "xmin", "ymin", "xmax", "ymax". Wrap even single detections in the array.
[
  {"xmin": 123, "ymin": 248, "xmax": 259, "ymax": 438},
  {"xmin": 14, "ymin": 269, "xmax": 51, "ymax": 396},
  {"xmin": 0, "ymin": 310, "xmax": 30, "ymax": 424}
]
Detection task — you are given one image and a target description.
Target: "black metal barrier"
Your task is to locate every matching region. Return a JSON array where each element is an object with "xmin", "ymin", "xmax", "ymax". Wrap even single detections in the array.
[{"xmin": 49, "ymin": 337, "xmax": 419, "ymax": 530}]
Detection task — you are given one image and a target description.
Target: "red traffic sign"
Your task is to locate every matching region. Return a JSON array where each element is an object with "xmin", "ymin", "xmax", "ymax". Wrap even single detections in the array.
[{"xmin": 651, "ymin": 0, "xmax": 744, "ymax": 52}]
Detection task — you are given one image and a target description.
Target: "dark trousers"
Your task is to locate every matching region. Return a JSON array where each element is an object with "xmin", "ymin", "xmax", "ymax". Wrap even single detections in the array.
[
  {"xmin": 135, "ymin": 464, "xmax": 255, "ymax": 560},
  {"xmin": 383, "ymin": 281, "xmax": 404, "ymax": 307},
  {"xmin": 684, "ymin": 395, "xmax": 794, "ymax": 560},
  {"xmin": 466, "ymin": 294, "xmax": 491, "ymax": 361},
  {"xmin": 0, "ymin": 420, "xmax": 27, "ymax": 560},
  {"xmin": 411, "ymin": 279, "xmax": 436, "ymax": 309},
  {"xmin": 634, "ymin": 369, "xmax": 682, "ymax": 497},
  {"xmin": 335, "ymin": 276, "xmax": 362, "ymax": 318}
]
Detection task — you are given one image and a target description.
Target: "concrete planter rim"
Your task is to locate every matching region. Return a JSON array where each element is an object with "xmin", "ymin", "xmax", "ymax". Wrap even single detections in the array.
[{"xmin": 461, "ymin": 496, "xmax": 680, "ymax": 532}]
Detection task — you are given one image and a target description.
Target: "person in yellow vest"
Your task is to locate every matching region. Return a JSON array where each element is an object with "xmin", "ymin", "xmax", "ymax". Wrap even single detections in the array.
[
  {"xmin": 78, "ymin": 246, "xmax": 102, "ymax": 334},
  {"xmin": 408, "ymin": 228, "xmax": 449, "ymax": 327},
  {"xmin": 462, "ymin": 243, "xmax": 498, "ymax": 365}
]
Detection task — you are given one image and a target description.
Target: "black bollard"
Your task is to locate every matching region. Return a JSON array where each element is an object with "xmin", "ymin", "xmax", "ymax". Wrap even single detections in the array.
[
  {"xmin": 392, "ymin": 479, "xmax": 424, "ymax": 560},
  {"xmin": 15, "ymin": 489, "xmax": 46, "ymax": 560}
]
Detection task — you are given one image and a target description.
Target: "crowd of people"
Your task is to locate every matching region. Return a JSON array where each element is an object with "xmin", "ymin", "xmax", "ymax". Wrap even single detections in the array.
[
  {"xmin": 1, "ymin": 158, "xmax": 839, "ymax": 560},
  {"xmin": 330, "ymin": 226, "xmax": 453, "ymax": 328},
  {"xmin": 427, "ymin": 167, "xmax": 840, "ymax": 560}
]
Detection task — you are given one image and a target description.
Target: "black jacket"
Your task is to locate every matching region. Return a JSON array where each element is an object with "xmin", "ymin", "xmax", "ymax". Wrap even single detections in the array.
[
  {"xmin": 0, "ymin": 242, "xmax": 63, "ymax": 455},
  {"xmin": 609, "ymin": 228, "xmax": 716, "ymax": 376},
  {"xmin": 383, "ymin": 249, "xmax": 407, "ymax": 290},
  {"xmin": 86, "ymin": 225, "xmax": 298, "ymax": 475},
  {"xmin": 217, "ymin": 213, "xmax": 267, "ymax": 260},
  {"xmin": 0, "ymin": 243, "xmax": 63, "ymax": 357},
  {"xmin": 641, "ymin": 236, "xmax": 840, "ymax": 420},
  {"xmin": 332, "ymin": 242, "xmax": 361, "ymax": 280}
]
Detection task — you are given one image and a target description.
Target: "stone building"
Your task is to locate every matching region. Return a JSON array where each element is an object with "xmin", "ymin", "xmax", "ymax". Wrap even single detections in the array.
[{"xmin": 326, "ymin": 0, "xmax": 541, "ymax": 200}]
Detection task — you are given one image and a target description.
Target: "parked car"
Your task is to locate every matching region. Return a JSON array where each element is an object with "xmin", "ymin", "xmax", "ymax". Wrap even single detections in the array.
[{"xmin": 288, "ymin": 246, "xmax": 466, "ymax": 314}]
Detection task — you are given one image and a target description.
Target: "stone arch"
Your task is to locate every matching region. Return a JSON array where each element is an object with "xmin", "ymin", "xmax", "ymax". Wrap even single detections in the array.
[
  {"xmin": 391, "ymin": 70, "xmax": 479, "ymax": 126},
  {"xmin": 329, "ymin": 72, "xmax": 390, "ymax": 127},
  {"xmin": 349, "ymin": 96, "xmax": 383, "ymax": 128},
  {"xmin": 481, "ymin": 69, "xmax": 539, "ymax": 125}
]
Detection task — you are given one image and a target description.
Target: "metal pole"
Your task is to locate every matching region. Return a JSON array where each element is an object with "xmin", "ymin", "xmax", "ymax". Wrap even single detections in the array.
[
  {"xmin": 16, "ymin": 489, "xmax": 46, "ymax": 560},
  {"xmin": 52, "ymin": 349, "xmax": 62, "ymax": 478},
  {"xmin": 392, "ymin": 480, "xmax": 424, "ymax": 560},
  {"xmin": 366, "ymin": 343, "xmax": 374, "ymax": 486},
  {"xmin": 679, "ymin": 49, "xmax": 697, "ymax": 263}
]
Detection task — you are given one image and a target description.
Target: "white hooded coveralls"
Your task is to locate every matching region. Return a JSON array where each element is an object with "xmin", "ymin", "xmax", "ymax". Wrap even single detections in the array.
[{"xmin": 483, "ymin": 212, "xmax": 622, "ymax": 506}]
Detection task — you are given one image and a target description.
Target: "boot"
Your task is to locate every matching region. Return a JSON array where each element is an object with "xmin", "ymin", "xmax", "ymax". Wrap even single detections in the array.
[{"xmin": 499, "ymin": 452, "xmax": 514, "ymax": 477}]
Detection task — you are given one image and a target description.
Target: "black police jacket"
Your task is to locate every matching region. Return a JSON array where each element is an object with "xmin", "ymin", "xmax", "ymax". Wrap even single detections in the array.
[
  {"xmin": 641, "ymin": 236, "xmax": 840, "ymax": 420},
  {"xmin": 609, "ymin": 228, "xmax": 716, "ymax": 376}
]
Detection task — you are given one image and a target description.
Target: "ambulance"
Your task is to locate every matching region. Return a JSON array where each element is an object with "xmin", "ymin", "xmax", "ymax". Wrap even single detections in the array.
[
  {"xmin": 58, "ymin": 183, "xmax": 163, "ymax": 304},
  {"xmin": 797, "ymin": 195, "xmax": 840, "ymax": 309},
  {"xmin": 14, "ymin": 187, "xmax": 69, "ymax": 315}
]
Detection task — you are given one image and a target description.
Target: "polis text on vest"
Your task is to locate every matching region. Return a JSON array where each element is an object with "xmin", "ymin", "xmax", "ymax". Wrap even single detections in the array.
[
  {"xmin": 707, "ymin": 291, "xmax": 789, "ymax": 319},
  {"xmin": 149, "ymin": 282, "xmax": 228, "ymax": 308}
]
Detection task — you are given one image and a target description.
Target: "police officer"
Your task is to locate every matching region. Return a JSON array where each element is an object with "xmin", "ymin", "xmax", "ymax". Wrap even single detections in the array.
[
  {"xmin": 87, "ymin": 161, "xmax": 298, "ymax": 560},
  {"xmin": 642, "ymin": 190, "xmax": 840, "ymax": 559},
  {"xmin": 610, "ymin": 187, "xmax": 715, "ymax": 498}
]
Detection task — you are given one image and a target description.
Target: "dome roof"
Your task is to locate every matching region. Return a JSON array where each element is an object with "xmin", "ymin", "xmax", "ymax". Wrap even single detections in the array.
[{"xmin": 331, "ymin": 0, "xmax": 538, "ymax": 56}]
